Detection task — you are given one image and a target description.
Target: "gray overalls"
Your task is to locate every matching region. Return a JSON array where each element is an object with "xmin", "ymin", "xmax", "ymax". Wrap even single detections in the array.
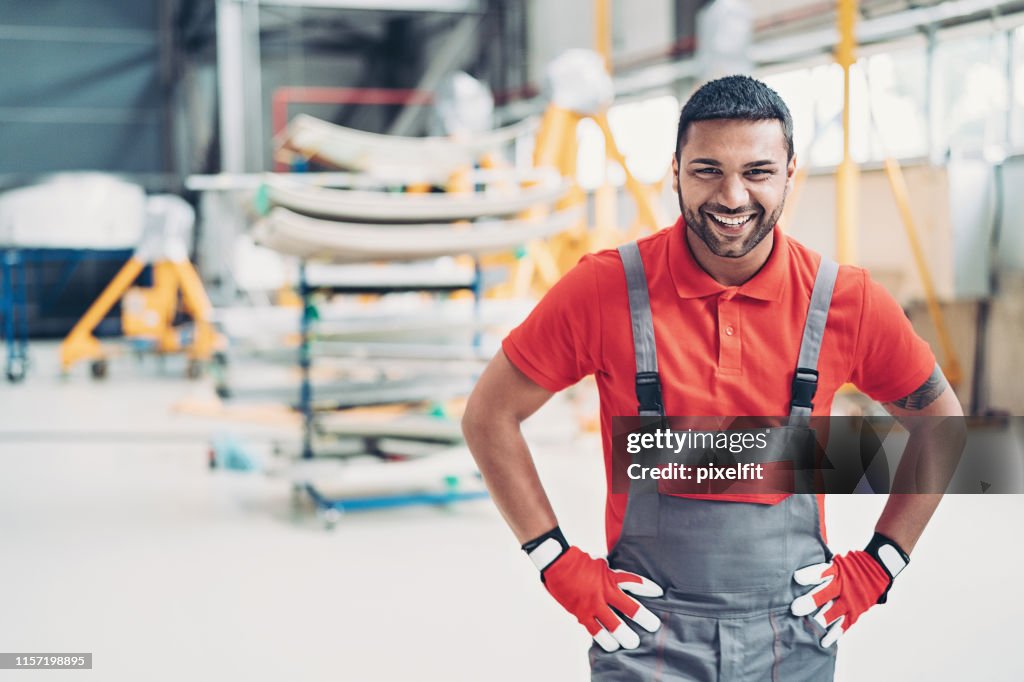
[{"xmin": 590, "ymin": 242, "xmax": 840, "ymax": 681}]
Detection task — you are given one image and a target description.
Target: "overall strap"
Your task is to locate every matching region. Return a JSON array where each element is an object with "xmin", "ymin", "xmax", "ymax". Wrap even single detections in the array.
[
  {"xmin": 789, "ymin": 256, "xmax": 840, "ymax": 425},
  {"xmin": 617, "ymin": 242, "xmax": 664, "ymax": 417}
]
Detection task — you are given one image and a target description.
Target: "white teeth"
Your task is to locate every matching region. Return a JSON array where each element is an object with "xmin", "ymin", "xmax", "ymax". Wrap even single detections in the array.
[{"xmin": 710, "ymin": 214, "xmax": 752, "ymax": 227}]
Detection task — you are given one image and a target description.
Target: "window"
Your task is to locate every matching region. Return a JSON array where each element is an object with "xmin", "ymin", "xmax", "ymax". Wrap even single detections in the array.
[
  {"xmin": 763, "ymin": 69, "xmax": 815, "ymax": 160},
  {"xmin": 765, "ymin": 61, "xmax": 874, "ymax": 167},
  {"xmin": 805, "ymin": 61, "xmax": 872, "ymax": 167},
  {"xmin": 607, "ymin": 95, "xmax": 680, "ymax": 184},
  {"xmin": 864, "ymin": 48, "xmax": 928, "ymax": 160},
  {"xmin": 1011, "ymin": 25, "xmax": 1024, "ymax": 149},
  {"xmin": 932, "ymin": 33, "xmax": 1010, "ymax": 158}
]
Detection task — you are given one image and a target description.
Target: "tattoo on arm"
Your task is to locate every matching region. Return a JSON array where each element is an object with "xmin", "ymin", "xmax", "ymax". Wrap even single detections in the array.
[{"xmin": 887, "ymin": 364, "xmax": 949, "ymax": 410}]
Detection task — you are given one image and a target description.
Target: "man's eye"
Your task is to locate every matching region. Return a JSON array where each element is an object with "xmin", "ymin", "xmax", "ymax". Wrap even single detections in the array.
[
  {"xmin": 695, "ymin": 168, "xmax": 720, "ymax": 175},
  {"xmin": 746, "ymin": 169, "xmax": 774, "ymax": 177}
]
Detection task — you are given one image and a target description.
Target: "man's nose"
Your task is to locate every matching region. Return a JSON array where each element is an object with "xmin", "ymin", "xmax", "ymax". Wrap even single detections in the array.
[{"xmin": 716, "ymin": 173, "xmax": 749, "ymax": 210}]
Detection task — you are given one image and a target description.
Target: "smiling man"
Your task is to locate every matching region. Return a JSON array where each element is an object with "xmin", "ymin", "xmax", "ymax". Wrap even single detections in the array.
[{"xmin": 462, "ymin": 75, "xmax": 962, "ymax": 680}]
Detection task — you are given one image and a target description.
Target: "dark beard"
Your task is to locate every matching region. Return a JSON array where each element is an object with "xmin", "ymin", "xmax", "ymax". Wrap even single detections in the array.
[{"xmin": 678, "ymin": 186, "xmax": 788, "ymax": 259}]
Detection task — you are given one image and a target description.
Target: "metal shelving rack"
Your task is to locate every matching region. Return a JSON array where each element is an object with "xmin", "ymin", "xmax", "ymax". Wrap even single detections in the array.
[{"xmin": 292, "ymin": 259, "xmax": 490, "ymax": 527}]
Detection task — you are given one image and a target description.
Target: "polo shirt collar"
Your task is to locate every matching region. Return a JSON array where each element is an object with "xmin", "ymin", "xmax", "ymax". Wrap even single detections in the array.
[{"xmin": 667, "ymin": 216, "xmax": 789, "ymax": 302}]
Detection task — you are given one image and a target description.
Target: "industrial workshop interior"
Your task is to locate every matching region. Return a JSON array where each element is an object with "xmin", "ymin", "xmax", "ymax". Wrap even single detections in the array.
[{"xmin": 1, "ymin": 0, "xmax": 1023, "ymax": 680}]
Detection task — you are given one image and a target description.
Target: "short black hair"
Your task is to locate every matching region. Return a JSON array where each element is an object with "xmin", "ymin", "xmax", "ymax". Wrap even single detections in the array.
[{"xmin": 675, "ymin": 75, "xmax": 794, "ymax": 161}]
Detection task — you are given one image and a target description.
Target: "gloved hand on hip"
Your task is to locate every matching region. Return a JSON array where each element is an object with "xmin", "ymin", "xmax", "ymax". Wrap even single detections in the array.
[
  {"xmin": 791, "ymin": 532, "xmax": 910, "ymax": 647},
  {"xmin": 523, "ymin": 526, "xmax": 663, "ymax": 652}
]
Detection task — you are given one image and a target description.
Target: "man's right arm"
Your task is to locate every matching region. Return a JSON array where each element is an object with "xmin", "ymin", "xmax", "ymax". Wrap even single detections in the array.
[
  {"xmin": 463, "ymin": 254, "xmax": 602, "ymax": 529},
  {"xmin": 461, "ymin": 349, "xmax": 559, "ymax": 544},
  {"xmin": 462, "ymin": 349, "xmax": 664, "ymax": 653}
]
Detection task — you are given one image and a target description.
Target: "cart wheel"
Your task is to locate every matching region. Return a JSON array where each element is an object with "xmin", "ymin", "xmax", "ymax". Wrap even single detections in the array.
[
  {"xmin": 6, "ymin": 357, "xmax": 26, "ymax": 383},
  {"xmin": 320, "ymin": 507, "xmax": 341, "ymax": 530},
  {"xmin": 212, "ymin": 351, "xmax": 228, "ymax": 368},
  {"xmin": 186, "ymin": 360, "xmax": 202, "ymax": 380},
  {"xmin": 90, "ymin": 359, "xmax": 108, "ymax": 380}
]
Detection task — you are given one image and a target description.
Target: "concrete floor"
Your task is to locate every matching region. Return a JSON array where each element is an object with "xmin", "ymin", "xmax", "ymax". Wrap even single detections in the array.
[{"xmin": 1, "ymin": 342, "xmax": 1022, "ymax": 681}]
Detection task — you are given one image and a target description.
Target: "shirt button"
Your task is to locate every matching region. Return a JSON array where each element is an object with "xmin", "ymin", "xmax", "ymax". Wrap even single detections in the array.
[{"xmin": 725, "ymin": 326, "xmax": 735, "ymax": 336}]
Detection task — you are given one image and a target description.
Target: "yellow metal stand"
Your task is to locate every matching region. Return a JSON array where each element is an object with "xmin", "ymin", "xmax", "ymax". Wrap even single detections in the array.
[
  {"xmin": 60, "ymin": 258, "xmax": 216, "ymax": 376},
  {"xmin": 830, "ymin": 0, "xmax": 962, "ymax": 388},
  {"xmin": 595, "ymin": 0, "xmax": 611, "ymax": 72},
  {"xmin": 507, "ymin": 104, "xmax": 666, "ymax": 295},
  {"xmin": 593, "ymin": 114, "xmax": 662, "ymax": 230},
  {"xmin": 835, "ymin": 0, "xmax": 859, "ymax": 266},
  {"xmin": 882, "ymin": 159, "xmax": 963, "ymax": 387}
]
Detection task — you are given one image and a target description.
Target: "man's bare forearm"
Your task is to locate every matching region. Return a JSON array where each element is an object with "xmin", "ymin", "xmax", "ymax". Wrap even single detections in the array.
[
  {"xmin": 874, "ymin": 493, "xmax": 943, "ymax": 554},
  {"xmin": 462, "ymin": 351, "xmax": 561, "ymax": 544},
  {"xmin": 877, "ymin": 367, "xmax": 965, "ymax": 553},
  {"xmin": 462, "ymin": 411, "xmax": 558, "ymax": 544}
]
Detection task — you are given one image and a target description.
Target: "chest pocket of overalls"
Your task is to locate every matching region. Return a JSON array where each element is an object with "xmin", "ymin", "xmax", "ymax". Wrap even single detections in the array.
[{"xmin": 614, "ymin": 242, "xmax": 838, "ymax": 595}]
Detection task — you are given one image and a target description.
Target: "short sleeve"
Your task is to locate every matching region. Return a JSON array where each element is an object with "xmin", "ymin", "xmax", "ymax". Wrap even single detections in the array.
[
  {"xmin": 501, "ymin": 254, "xmax": 603, "ymax": 392},
  {"xmin": 849, "ymin": 270, "xmax": 936, "ymax": 403}
]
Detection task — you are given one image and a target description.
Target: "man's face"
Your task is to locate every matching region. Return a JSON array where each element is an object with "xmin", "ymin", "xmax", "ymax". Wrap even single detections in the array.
[{"xmin": 672, "ymin": 119, "xmax": 796, "ymax": 259}]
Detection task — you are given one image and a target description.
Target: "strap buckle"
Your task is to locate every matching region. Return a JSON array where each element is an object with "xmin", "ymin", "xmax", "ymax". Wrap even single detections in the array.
[
  {"xmin": 635, "ymin": 371, "xmax": 664, "ymax": 416},
  {"xmin": 790, "ymin": 368, "xmax": 819, "ymax": 410}
]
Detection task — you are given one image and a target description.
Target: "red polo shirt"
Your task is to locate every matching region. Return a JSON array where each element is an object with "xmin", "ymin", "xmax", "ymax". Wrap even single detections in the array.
[{"xmin": 502, "ymin": 218, "xmax": 936, "ymax": 550}]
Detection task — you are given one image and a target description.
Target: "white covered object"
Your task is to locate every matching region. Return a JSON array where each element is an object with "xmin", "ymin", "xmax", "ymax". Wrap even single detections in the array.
[
  {"xmin": 277, "ymin": 114, "xmax": 536, "ymax": 182},
  {"xmin": 696, "ymin": 0, "xmax": 754, "ymax": 80},
  {"xmin": 434, "ymin": 71, "xmax": 495, "ymax": 136},
  {"xmin": 136, "ymin": 194, "xmax": 195, "ymax": 262},
  {"xmin": 543, "ymin": 49, "xmax": 614, "ymax": 115},
  {"xmin": 262, "ymin": 171, "xmax": 566, "ymax": 223},
  {"xmin": 0, "ymin": 173, "xmax": 145, "ymax": 248},
  {"xmin": 252, "ymin": 206, "xmax": 580, "ymax": 263},
  {"xmin": 232, "ymin": 234, "xmax": 288, "ymax": 292}
]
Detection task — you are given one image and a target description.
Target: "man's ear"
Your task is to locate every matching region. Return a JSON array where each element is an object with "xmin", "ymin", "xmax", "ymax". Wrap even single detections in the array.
[
  {"xmin": 786, "ymin": 153, "xmax": 797, "ymax": 190},
  {"xmin": 671, "ymin": 154, "xmax": 680, "ymax": 194}
]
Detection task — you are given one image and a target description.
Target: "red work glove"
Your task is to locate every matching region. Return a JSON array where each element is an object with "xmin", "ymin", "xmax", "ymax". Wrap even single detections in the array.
[
  {"xmin": 791, "ymin": 532, "xmax": 910, "ymax": 647},
  {"xmin": 523, "ymin": 527, "xmax": 663, "ymax": 652}
]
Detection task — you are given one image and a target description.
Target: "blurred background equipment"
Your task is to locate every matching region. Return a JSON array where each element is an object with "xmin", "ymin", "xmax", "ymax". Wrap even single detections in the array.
[
  {"xmin": 58, "ymin": 193, "xmax": 218, "ymax": 379},
  {"xmin": 432, "ymin": 69, "xmax": 496, "ymax": 135},
  {"xmin": 2, "ymin": 1, "xmax": 1024, "ymax": 680},
  {"xmin": 0, "ymin": 173, "xmax": 143, "ymax": 380},
  {"xmin": 241, "ymin": 93, "xmax": 577, "ymax": 520}
]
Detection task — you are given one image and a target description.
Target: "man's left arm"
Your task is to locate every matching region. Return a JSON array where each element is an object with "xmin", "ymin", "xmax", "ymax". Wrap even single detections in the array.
[
  {"xmin": 875, "ymin": 362, "xmax": 965, "ymax": 553},
  {"xmin": 792, "ymin": 364, "xmax": 966, "ymax": 646}
]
